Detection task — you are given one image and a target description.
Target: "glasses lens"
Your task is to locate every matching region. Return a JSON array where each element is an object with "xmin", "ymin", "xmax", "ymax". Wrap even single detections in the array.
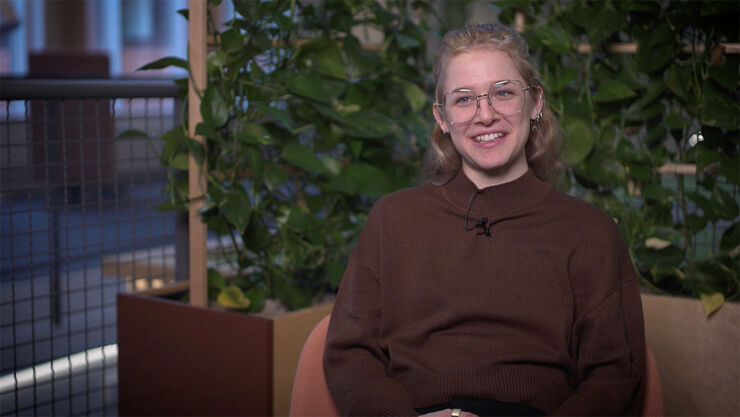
[
  {"xmin": 442, "ymin": 80, "xmax": 527, "ymax": 124},
  {"xmin": 443, "ymin": 91, "xmax": 478, "ymax": 124},
  {"xmin": 488, "ymin": 80, "xmax": 525, "ymax": 115}
]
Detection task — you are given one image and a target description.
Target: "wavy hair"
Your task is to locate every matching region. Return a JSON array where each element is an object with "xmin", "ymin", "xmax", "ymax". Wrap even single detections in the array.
[{"xmin": 422, "ymin": 23, "xmax": 563, "ymax": 185}]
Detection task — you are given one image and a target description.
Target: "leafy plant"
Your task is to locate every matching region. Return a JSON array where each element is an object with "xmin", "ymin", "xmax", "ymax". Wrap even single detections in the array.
[
  {"xmin": 500, "ymin": 0, "xmax": 739, "ymax": 314},
  {"xmin": 133, "ymin": 0, "xmax": 435, "ymax": 312}
]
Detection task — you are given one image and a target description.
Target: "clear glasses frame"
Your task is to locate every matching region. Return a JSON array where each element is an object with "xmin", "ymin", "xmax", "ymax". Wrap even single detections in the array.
[{"xmin": 436, "ymin": 79, "xmax": 534, "ymax": 125}]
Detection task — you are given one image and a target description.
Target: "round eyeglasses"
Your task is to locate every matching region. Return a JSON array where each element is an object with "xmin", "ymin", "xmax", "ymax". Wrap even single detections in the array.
[{"xmin": 437, "ymin": 79, "xmax": 532, "ymax": 125}]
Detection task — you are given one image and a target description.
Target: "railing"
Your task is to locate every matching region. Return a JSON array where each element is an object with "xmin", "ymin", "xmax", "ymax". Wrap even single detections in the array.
[{"xmin": 0, "ymin": 78, "xmax": 182, "ymax": 416}]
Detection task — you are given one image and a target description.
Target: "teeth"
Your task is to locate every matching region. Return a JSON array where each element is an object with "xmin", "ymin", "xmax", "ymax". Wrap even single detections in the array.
[{"xmin": 473, "ymin": 132, "xmax": 504, "ymax": 143}]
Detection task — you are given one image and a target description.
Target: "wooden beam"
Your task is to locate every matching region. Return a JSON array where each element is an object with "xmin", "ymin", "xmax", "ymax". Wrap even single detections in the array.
[
  {"xmin": 512, "ymin": 12, "xmax": 740, "ymax": 56},
  {"xmin": 577, "ymin": 42, "xmax": 740, "ymax": 54},
  {"xmin": 188, "ymin": 0, "xmax": 208, "ymax": 308},
  {"xmin": 655, "ymin": 163, "xmax": 697, "ymax": 176},
  {"xmin": 206, "ymin": 35, "xmax": 383, "ymax": 51}
]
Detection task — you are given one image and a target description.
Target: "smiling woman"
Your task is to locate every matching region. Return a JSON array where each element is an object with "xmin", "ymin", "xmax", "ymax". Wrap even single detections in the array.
[
  {"xmin": 432, "ymin": 49, "xmax": 543, "ymax": 188},
  {"xmin": 323, "ymin": 23, "xmax": 647, "ymax": 417}
]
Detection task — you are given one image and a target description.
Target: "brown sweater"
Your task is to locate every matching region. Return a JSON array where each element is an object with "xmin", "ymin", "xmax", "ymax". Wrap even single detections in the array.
[{"xmin": 324, "ymin": 169, "xmax": 646, "ymax": 416}]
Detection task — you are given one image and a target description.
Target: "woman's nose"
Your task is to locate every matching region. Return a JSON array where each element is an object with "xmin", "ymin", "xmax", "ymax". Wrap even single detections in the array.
[{"xmin": 476, "ymin": 96, "xmax": 498, "ymax": 123}]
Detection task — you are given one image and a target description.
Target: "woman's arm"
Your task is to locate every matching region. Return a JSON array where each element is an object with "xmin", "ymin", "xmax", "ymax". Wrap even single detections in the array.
[
  {"xmin": 323, "ymin": 257, "xmax": 418, "ymax": 416},
  {"xmin": 554, "ymin": 222, "xmax": 646, "ymax": 416},
  {"xmin": 323, "ymin": 200, "xmax": 419, "ymax": 416}
]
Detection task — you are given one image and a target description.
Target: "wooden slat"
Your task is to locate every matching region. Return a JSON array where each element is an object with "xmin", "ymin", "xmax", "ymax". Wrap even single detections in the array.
[
  {"xmin": 513, "ymin": 11, "xmax": 739, "ymax": 55},
  {"xmin": 655, "ymin": 163, "xmax": 697, "ymax": 176},
  {"xmin": 188, "ymin": 0, "xmax": 208, "ymax": 308},
  {"xmin": 206, "ymin": 34, "xmax": 383, "ymax": 51},
  {"xmin": 577, "ymin": 42, "xmax": 740, "ymax": 54}
]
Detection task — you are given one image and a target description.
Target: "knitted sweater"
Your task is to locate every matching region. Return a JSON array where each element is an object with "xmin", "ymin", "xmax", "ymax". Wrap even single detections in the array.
[{"xmin": 323, "ymin": 169, "xmax": 646, "ymax": 416}]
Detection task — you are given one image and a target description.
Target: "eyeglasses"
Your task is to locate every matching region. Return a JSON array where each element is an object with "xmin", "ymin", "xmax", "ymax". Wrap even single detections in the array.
[{"xmin": 437, "ymin": 80, "xmax": 532, "ymax": 125}]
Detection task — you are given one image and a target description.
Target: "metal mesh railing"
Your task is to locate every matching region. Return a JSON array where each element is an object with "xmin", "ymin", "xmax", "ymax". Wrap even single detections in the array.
[{"xmin": 1, "ymin": 79, "xmax": 182, "ymax": 416}]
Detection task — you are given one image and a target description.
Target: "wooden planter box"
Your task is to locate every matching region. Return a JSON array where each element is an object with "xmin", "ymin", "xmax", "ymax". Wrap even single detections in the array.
[
  {"xmin": 117, "ymin": 290, "xmax": 333, "ymax": 416},
  {"xmin": 641, "ymin": 294, "xmax": 739, "ymax": 416}
]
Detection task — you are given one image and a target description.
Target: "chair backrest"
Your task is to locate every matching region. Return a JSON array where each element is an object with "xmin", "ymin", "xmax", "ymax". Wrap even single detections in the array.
[
  {"xmin": 641, "ymin": 346, "xmax": 665, "ymax": 416},
  {"xmin": 290, "ymin": 314, "xmax": 664, "ymax": 417},
  {"xmin": 289, "ymin": 315, "xmax": 339, "ymax": 417}
]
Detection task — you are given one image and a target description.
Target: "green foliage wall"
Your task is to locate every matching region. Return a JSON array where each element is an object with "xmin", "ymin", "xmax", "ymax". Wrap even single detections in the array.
[
  {"xmin": 141, "ymin": 0, "xmax": 436, "ymax": 311},
  {"xmin": 499, "ymin": 0, "xmax": 739, "ymax": 313},
  {"xmin": 141, "ymin": 0, "xmax": 738, "ymax": 314}
]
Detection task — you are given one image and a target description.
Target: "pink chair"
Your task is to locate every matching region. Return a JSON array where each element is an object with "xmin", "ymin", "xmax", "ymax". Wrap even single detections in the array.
[
  {"xmin": 290, "ymin": 315, "xmax": 664, "ymax": 417},
  {"xmin": 290, "ymin": 315, "xmax": 339, "ymax": 417}
]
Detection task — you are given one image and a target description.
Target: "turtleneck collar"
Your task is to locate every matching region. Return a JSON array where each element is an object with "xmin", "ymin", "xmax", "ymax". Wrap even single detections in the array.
[{"xmin": 441, "ymin": 169, "xmax": 552, "ymax": 216}]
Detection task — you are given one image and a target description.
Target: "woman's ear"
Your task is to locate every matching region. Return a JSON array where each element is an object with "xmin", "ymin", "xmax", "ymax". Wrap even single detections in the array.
[
  {"xmin": 530, "ymin": 86, "xmax": 544, "ymax": 120},
  {"xmin": 433, "ymin": 104, "xmax": 449, "ymax": 134}
]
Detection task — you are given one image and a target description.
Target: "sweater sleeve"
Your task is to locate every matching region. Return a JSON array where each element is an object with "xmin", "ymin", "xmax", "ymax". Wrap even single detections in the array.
[
  {"xmin": 553, "ymin": 220, "xmax": 646, "ymax": 416},
  {"xmin": 323, "ymin": 206, "xmax": 418, "ymax": 416}
]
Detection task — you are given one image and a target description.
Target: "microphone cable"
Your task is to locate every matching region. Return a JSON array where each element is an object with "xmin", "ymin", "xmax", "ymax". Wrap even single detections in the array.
[{"xmin": 463, "ymin": 189, "xmax": 492, "ymax": 237}]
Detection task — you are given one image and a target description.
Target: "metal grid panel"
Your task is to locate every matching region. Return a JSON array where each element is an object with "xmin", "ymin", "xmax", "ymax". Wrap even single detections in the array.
[{"xmin": 1, "ymin": 84, "xmax": 181, "ymax": 416}]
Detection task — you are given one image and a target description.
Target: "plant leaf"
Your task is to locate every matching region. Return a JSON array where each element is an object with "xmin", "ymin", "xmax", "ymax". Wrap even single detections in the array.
[
  {"xmin": 208, "ymin": 268, "xmax": 226, "ymax": 290},
  {"xmin": 593, "ymin": 78, "xmax": 637, "ymax": 102},
  {"xmin": 288, "ymin": 73, "xmax": 337, "ymax": 104},
  {"xmin": 235, "ymin": 122, "xmax": 274, "ymax": 145},
  {"xmin": 708, "ymin": 56, "xmax": 739, "ymax": 91},
  {"xmin": 281, "ymin": 143, "xmax": 328, "ymax": 175},
  {"xmin": 636, "ymin": 25, "xmax": 675, "ymax": 73},
  {"xmin": 645, "ymin": 237, "xmax": 672, "ymax": 250},
  {"xmin": 253, "ymin": 102, "xmax": 294, "ymax": 129},
  {"xmin": 326, "ymin": 261, "xmax": 345, "ymax": 287},
  {"xmin": 313, "ymin": 42, "xmax": 346, "ymax": 79},
  {"xmin": 720, "ymin": 223, "xmax": 739, "ymax": 256},
  {"xmin": 563, "ymin": 119, "xmax": 595, "ymax": 165},
  {"xmin": 273, "ymin": 279, "xmax": 311, "ymax": 310},
  {"xmin": 217, "ymin": 284, "xmax": 252, "ymax": 309},
  {"xmin": 400, "ymin": 80, "xmax": 427, "ymax": 112},
  {"xmin": 700, "ymin": 79, "xmax": 740, "ymax": 128},
  {"xmin": 220, "ymin": 189, "xmax": 252, "ymax": 234},
  {"xmin": 331, "ymin": 163, "xmax": 393, "ymax": 197},
  {"xmin": 201, "ymin": 87, "xmax": 229, "ymax": 128},
  {"xmin": 720, "ymin": 157, "xmax": 739, "ymax": 185},
  {"xmin": 686, "ymin": 191, "xmax": 717, "ymax": 222},
  {"xmin": 536, "ymin": 25, "xmax": 572, "ymax": 54},
  {"xmin": 341, "ymin": 111, "xmax": 395, "ymax": 138},
  {"xmin": 263, "ymin": 166, "xmax": 288, "ymax": 192},
  {"xmin": 171, "ymin": 153, "xmax": 190, "ymax": 170},
  {"xmin": 117, "ymin": 129, "xmax": 149, "ymax": 139},
  {"xmin": 699, "ymin": 292, "xmax": 724, "ymax": 316},
  {"xmin": 138, "ymin": 56, "xmax": 188, "ymax": 71}
]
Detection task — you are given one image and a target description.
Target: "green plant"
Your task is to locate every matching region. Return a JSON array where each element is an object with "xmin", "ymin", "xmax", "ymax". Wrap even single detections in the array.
[
  {"xmin": 500, "ymin": 0, "xmax": 739, "ymax": 314},
  {"xmin": 129, "ymin": 0, "xmax": 436, "ymax": 312}
]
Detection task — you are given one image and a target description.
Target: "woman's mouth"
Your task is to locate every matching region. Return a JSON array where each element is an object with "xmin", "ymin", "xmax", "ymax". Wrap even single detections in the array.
[{"xmin": 473, "ymin": 132, "xmax": 505, "ymax": 143}]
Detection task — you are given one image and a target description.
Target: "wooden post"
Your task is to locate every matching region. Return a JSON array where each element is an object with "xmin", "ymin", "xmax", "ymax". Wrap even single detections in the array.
[{"xmin": 188, "ymin": 0, "xmax": 208, "ymax": 308}]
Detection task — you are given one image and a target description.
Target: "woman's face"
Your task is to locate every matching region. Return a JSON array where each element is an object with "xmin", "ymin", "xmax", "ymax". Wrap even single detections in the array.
[{"xmin": 433, "ymin": 49, "xmax": 542, "ymax": 188}]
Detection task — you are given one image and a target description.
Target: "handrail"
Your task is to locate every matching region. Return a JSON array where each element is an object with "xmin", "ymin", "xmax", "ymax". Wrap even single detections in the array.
[{"xmin": 0, "ymin": 78, "xmax": 179, "ymax": 100}]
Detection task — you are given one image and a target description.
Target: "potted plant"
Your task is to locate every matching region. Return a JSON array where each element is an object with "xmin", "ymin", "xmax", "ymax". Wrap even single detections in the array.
[
  {"xmin": 499, "ymin": 1, "xmax": 738, "ymax": 415},
  {"xmin": 117, "ymin": 0, "xmax": 435, "ymax": 415}
]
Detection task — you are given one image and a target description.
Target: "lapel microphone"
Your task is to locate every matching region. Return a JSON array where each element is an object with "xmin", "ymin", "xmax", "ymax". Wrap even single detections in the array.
[
  {"xmin": 463, "ymin": 189, "xmax": 493, "ymax": 238},
  {"xmin": 465, "ymin": 216, "xmax": 492, "ymax": 237}
]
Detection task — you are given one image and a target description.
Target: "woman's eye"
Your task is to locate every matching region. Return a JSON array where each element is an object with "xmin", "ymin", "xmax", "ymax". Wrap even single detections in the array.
[
  {"xmin": 455, "ymin": 95, "xmax": 475, "ymax": 105},
  {"xmin": 493, "ymin": 89, "xmax": 516, "ymax": 99}
]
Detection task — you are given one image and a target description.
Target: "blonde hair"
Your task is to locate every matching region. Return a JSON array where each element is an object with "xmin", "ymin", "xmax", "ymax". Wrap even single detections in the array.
[{"xmin": 422, "ymin": 23, "xmax": 563, "ymax": 185}]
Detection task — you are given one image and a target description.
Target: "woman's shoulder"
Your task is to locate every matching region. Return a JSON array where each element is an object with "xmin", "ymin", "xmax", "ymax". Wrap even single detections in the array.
[
  {"xmin": 543, "ymin": 188, "xmax": 622, "ymax": 237},
  {"xmin": 371, "ymin": 182, "xmax": 439, "ymax": 213}
]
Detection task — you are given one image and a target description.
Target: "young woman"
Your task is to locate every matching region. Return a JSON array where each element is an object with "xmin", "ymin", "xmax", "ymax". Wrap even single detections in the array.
[{"xmin": 323, "ymin": 23, "xmax": 646, "ymax": 417}]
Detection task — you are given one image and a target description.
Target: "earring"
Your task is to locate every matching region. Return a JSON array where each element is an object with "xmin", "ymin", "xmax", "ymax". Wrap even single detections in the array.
[{"xmin": 530, "ymin": 112, "xmax": 543, "ymax": 131}]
